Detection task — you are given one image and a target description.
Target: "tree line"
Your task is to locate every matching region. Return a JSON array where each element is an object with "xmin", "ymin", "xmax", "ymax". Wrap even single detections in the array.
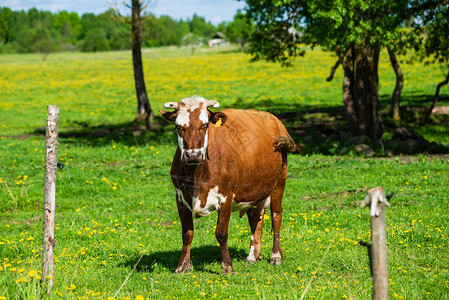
[{"xmin": 0, "ymin": 7, "xmax": 250, "ymax": 54}]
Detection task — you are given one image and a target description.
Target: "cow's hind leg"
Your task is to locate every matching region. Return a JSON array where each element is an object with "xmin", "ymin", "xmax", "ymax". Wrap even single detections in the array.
[
  {"xmin": 175, "ymin": 203, "xmax": 194, "ymax": 273},
  {"xmin": 216, "ymin": 207, "xmax": 234, "ymax": 275},
  {"xmin": 245, "ymin": 206, "xmax": 265, "ymax": 263},
  {"xmin": 270, "ymin": 169, "xmax": 287, "ymax": 266}
]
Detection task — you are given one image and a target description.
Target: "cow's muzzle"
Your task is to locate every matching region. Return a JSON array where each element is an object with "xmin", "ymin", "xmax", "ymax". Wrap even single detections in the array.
[{"xmin": 183, "ymin": 149, "xmax": 204, "ymax": 165}]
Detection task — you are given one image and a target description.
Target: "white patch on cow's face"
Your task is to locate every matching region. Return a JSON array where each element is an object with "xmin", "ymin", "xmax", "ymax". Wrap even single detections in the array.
[
  {"xmin": 199, "ymin": 109, "xmax": 209, "ymax": 124},
  {"xmin": 175, "ymin": 96, "xmax": 210, "ymax": 127},
  {"xmin": 199, "ymin": 127, "xmax": 209, "ymax": 160},
  {"xmin": 175, "ymin": 110, "xmax": 191, "ymax": 127},
  {"xmin": 193, "ymin": 186, "xmax": 226, "ymax": 217}
]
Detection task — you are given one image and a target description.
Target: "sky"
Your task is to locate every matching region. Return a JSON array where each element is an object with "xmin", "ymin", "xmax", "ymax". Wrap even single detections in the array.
[{"xmin": 1, "ymin": 0, "xmax": 247, "ymax": 25}]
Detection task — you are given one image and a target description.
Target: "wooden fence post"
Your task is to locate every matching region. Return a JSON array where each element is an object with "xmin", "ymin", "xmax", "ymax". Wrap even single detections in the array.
[
  {"xmin": 361, "ymin": 187, "xmax": 391, "ymax": 300},
  {"xmin": 42, "ymin": 105, "xmax": 59, "ymax": 292}
]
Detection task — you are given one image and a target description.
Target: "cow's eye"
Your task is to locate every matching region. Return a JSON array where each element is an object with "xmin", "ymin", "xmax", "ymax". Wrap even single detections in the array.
[
  {"xmin": 203, "ymin": 123, "xmax": 209, "ymax": 129},
  {"xmin": 174, "ymin": 125, "xmax": 183, "ymax": 131}
]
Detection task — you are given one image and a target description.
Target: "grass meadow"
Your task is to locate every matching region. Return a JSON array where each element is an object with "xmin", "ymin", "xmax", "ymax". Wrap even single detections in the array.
[{"xmin": 0, "ymin": 46, "xmax": 448, "ymax": 299}]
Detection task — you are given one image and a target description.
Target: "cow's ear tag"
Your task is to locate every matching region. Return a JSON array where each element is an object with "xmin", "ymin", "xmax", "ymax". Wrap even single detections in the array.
[{"xmin": 215, "ymin": 118, "xmax": 222, "ymax": 128}]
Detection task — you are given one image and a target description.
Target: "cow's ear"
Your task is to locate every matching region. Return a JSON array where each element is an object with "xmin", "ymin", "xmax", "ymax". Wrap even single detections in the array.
[
  {"xmin": 159, "ymin": 110, "xmax": 177, "ymax": 123},
  {"xmin": 209, "ymin": 111, "xmax": 227, "ymax": 126}
]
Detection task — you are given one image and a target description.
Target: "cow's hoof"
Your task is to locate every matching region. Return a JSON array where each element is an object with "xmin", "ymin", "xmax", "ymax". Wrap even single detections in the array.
[
  {"xmin": 246, "ymin": 256, "xmax": 257, "ymax": 264},
  {"xmin": 175, "ymin": 262, "xmax": 192, "ymax": 274},
  {"xmin": 270, "ymin": 252, "xmax": 283, "ymax": 266},
  {"xmin": 246, "ymin": 254, "xmax": 262, "ymax": 263},
  {"xmin": 270, "ymin": 257, "xmax": 283, "ymax": 266},
  {"xmin": 221, "ymin": 262, "xmax": 235, "ymax": 275}
]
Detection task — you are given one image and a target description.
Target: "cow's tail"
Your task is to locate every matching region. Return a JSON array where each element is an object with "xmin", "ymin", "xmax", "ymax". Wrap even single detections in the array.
[{"xmin": 273, "ymin": 135, "xmax": 301, "ymax": 154}]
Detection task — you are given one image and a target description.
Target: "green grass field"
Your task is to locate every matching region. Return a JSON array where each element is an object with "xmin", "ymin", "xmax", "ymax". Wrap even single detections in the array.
[{"xmin": 0, "ymin": 47, "xmax": 448, "ymax": 299}]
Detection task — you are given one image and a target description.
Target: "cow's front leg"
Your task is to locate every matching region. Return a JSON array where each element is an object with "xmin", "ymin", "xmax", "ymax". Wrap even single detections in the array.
[
  {"xmin": 175, "ymin": 203, "xmax": 194, "ymax": 273},
  {"xmin": 215, "ymin": 208, "xmax": 234, "ymax": 275}
]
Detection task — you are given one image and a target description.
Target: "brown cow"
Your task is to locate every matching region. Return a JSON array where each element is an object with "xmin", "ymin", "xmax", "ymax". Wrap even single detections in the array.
[{"xmin": 160, "ymin": 96, "xmax": 299, "ymax": 275}]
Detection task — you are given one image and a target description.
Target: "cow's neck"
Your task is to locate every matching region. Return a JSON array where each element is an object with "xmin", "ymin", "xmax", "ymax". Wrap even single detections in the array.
[
  {"xmin": 182, "ymin": 160, "xmax": 208, "ymax": 178},
  {"xmin": 181, "ymin": 160, "xmax": 209, "ymax": 198}
]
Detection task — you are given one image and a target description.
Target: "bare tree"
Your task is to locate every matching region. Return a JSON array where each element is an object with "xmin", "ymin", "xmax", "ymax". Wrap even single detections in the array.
[
  {"xmin": 114, "ymin": 0, "xmax": 154, "ymax": 125},
  {"xmin": 130, "ymin": 0, "xmax": 153, "ymax": 125}
]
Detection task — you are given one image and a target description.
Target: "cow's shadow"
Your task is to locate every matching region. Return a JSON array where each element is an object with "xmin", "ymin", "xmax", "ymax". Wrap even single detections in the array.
[{"xmin": 122, "ymin": 245, "xmax": 248, "ymax": 274}]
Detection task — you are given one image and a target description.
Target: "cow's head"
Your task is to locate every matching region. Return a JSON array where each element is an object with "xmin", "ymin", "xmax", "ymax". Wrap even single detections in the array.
[{"xmin": 159, "ymin": 96, "xmax": 227, "ymax": 165}]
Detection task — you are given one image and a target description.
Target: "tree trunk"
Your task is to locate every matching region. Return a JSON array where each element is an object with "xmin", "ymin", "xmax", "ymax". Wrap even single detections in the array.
[
  {"xmin": 342, "ymin": 45, "xmax": 382, "ymax": 138},
  {"xmin": 342, "ymin": 47, "xmax": 358, "ymax": 133},
  {"xmin": 424, "ymin": 70, "xmax": 449, "ymax": 124},
  {"xmin": 387, "ymin": 47, "xmax": 403, "ymax": 122},
  {"xmin": 132, "ymin": 0, "xmax": 153, "ymax": 125}
]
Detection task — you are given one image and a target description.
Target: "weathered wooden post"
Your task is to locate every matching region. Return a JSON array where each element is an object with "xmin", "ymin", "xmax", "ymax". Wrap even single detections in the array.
[
  {"xmin": 42, "ymin": 105, "xmax": 59, "ymax": 292},
  {"xmin": 361, "ymin": 187, "xmax": 391, "ymax": 300}
]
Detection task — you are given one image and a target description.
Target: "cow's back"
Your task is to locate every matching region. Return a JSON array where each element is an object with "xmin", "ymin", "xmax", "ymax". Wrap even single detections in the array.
[{"xmin": 206, "ymin": 109, "xmax": 289, "ymax": 202}]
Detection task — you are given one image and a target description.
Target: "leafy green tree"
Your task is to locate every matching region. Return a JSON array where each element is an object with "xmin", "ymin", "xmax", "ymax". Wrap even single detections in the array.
[
  {"xmin": 226, "ymin": 10, "xmax": 253, "ymax": 50},
  {"xmin": 14, "ymin": 27, "xmax": 35, "ymax": 52},
  {"xmin": 80, "ymin": 13, "xmax": 99, "ymax": 37},
  {"xmin": 82, "ymin": 28, "xmax": 110, "ymax": 52},
  {"xmin": 32, "ymin": 35, "xmax": 57, "ymax": 57},
  {"xmin": 189, "ymin": 14, "xmax": 215, "ymax": 39},
  {"xmin": 6, "ymin": 10, "xmax": 28, "ymax": 46},
  {"xmin": 181, "ymin": 32, "xmax": 202, "ymax": 49},
  {"xmin": 216, "ymin": 21, "xmax": 227, "ymax": 35},
  {"xmin": 53, "ymin": 11, "xmax": 82, "ymax": 43},
  {"xmin": 98, "ymin": 9, "xmax": 130, "ymax": 50},
  {"xmin": 243, "ymin": 0, "xmax": 443, "ymax": 138},
  {"xmin": 144, "ymin": 14, "xmax": 187, "ymax": 46},
  {"xmin": 0, "ymin": 7, "xmax": 12, "ymax": 44}
]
